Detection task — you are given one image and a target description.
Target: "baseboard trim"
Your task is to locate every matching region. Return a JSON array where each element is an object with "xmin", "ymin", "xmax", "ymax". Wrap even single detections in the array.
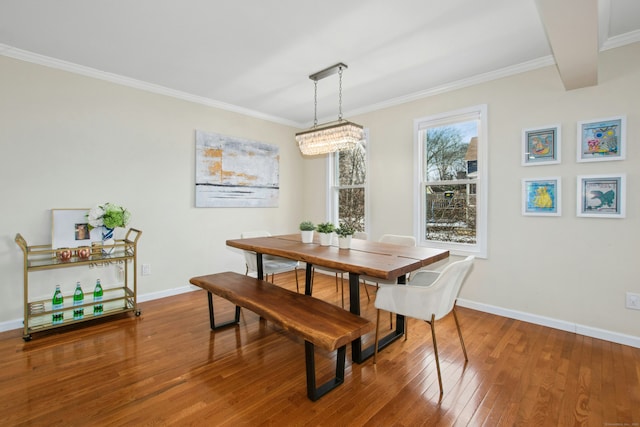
[
  {"xmin": 1, "ymin": 287, "xmax": 637, "ymax": 349},
  {"xmin": 457, "ymin": 298, "xmax": 640, "ymax": 349},
  {"xmin": 0, "ymin": 285, "xmax": 199, "ymax": 335},
  {"xmin": 136, "ymin": 284, "xmax": 198, "ymax": 303}
]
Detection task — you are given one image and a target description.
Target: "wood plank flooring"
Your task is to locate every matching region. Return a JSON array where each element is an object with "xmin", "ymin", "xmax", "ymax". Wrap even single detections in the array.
[{"xmin": 1, "ymin": 271, "xmax": 638, "ymax": 426}]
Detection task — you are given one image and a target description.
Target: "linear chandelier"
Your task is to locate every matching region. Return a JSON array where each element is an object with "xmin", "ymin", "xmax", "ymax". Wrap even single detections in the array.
[{"xmin": 295, "ymin": 63, "xmax": 364, "ymax": 156}]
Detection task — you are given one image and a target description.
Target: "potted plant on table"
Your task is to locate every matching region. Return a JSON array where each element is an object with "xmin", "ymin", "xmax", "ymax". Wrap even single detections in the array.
[
  {"xmin": 335, "ymin": 223, "xmax": 355, "ymax": 249},
  {"xmin": 316, "ymin": 222, "xmax": 335, "ymax": 246},
  {"xmin": 299, "ymin": 220, "xmax": 316, "ymax": 243}
]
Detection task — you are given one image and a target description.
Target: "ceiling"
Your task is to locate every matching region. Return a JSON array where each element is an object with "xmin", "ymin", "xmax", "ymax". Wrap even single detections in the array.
[{"xmin": 1, "ymin": 0, "xmax": 639, "ymax": 128}]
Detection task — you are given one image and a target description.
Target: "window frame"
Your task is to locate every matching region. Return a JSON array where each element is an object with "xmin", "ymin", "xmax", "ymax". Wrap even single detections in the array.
[
  {"xmin": 326, "ymin": 130, "xmax": 369, "ymax": 233},
  {"xmin": 413, "ymin": 105, "xmax": 488, "ymax": 258}
]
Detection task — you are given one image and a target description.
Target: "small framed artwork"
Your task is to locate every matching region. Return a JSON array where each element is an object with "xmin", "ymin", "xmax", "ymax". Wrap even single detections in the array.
[
  {"xmin": 576, "ymin": 174, "xmax": 626, "ymax": 218},
  {"xmin": 577, "ymin": 116, "xmax": 626, "ymax": 162},
  {"xmin": 522, "ymin": 177, "xmax": 561, "ymax": 216},
  {"xmin": 522, "ymin": 125, "xmax": 561, "ymax": 166},
  {"xmin": 51, "ymin": 208, "xmax": 101, "ymax": 249}
]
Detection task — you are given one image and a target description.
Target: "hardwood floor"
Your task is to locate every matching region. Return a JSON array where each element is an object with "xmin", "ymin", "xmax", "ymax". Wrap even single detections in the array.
[{"xmin": 1, "ymin": 271, "xmax": 639, "ymax": 426}]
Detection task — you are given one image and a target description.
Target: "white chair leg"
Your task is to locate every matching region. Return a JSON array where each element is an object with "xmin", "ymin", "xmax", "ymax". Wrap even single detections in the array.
[
  {"xmin": 378, "ymin": 284, "xmax": 393, "ymax": 329},
  {"xmin": 429, "ymin": 314, "xmax": 443, "ymax": 396},
  {"xmin": 453, "ymin": 307, "xmax": 468, "ymax": 361}
]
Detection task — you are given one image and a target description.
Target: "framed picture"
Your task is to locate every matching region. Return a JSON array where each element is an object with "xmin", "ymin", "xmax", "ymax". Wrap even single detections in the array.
[
  {"xmin": 576, "ymin": 174, "xmax": 626, "ymax": 218},
  {"xmin": 522, "ymin": 177, "xmax": 561, "ymax": 216},
  {"xmin": 195, "ymin": 130, "xmax": 279, "ymax": 208},
  {"xmin": 577, "ymin": 116, "xmax": 626, "ymax": 162},
  {"xmin": 51, "ymin": 208, "xmax": 101, "ymax": 249},
  {"xmin": 522, "ymin": 125, "xmax": 561, "ymax": 166}
]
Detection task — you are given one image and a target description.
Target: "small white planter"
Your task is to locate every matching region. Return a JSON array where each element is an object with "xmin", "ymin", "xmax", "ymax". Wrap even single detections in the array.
[
  {"xmin": 338, "ymin": 235, "xmax": 352, "ymax": 249},
  {"xmin": 318, "ymin": 232, "xmax": 333, "ymax": 246},
  {"xmin": 301, "ymin": 230, "xmax": 314, "ymax": 243}
]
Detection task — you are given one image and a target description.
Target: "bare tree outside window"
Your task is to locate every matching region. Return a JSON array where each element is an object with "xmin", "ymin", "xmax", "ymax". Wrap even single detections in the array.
[
  {"xmin": 424, "ymin": 123, "xmax": 477, "ymax": 244},
  {"xmin": 336, "ymin": 142, "xmax": 366, "ymax": 232},
  {"xmin": 426, "ymin": 127, "xmax": 469, "ymax": 181}
]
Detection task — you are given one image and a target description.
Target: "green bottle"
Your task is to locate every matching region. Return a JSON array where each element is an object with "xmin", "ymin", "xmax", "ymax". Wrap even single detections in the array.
[
  {"xmin": 93, "ymin": 279, "xmax": 103, "ymax": 315},
  {"xmin": 52, "ymin": 284, "xmax": 64, "ymax": 325},
  {"xmin": 73, "ymin": 282, "xmax": 84, "ymax": 320}
]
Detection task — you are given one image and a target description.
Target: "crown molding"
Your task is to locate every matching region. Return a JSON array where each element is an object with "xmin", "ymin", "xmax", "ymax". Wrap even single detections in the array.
[
  {"xmin": 1, "ymin": 42, "xmax": 558, "ymax": 129},
  {"xmin": 601, "ymin": 29, "xmax": 640, "ymax": 51},
  {"xmin": 3, "ymin": 36, "xmax": 638, "ymax": 130},
  {"xmin": 344, "ymin": 56, "xmax": 557, "ymax": 121},
  {"xmin": 0, "ymin": 43, "xmax": 300, "ymax": 128}
]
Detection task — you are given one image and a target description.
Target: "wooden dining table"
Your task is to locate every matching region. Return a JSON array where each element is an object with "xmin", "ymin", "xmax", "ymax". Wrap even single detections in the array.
[{"xmin": 226, "ymin": 234, "xmax": 449, "ymax": 363}]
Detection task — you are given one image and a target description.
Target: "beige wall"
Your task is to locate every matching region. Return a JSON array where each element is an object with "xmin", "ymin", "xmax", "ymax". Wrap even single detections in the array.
[
  {"xmin": 303, "ymin": 42, "xmax": 640, "ymax": 342},
  {"xmin": 0, "ymin": 55, "xmax": 304, "ymax": 326},
  {"xmin": 1, "ymin": 42, "xmax": 638, "ymax": 344}
]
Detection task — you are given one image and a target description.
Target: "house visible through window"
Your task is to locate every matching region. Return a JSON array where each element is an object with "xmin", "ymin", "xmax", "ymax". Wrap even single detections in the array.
[
  {"xmin": 414, "ymin": 105, "xmax": 487, "ymax": 258},
  {"xmin": 328, "ymin": 137, "xmax": 367, "ymax": 232}
]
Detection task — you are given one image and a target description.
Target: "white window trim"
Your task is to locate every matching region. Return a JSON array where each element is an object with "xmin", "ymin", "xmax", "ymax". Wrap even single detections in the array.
[
  {"xmin": 413, "ymin": 105, "xmax": 488, "ymax": 258},
  {"xmin": 326, "ymin": 129, "xmax": 370, "ymax": 234}
]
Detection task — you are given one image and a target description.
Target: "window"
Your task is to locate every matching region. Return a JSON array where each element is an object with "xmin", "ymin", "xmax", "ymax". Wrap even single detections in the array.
[
  {"xmin": 327, "ymin": 136, "xmax": 368, "ymax": 232},
  {"xmin": 414, "ymin": 105, "xmax": 487, "ymax": 258}
]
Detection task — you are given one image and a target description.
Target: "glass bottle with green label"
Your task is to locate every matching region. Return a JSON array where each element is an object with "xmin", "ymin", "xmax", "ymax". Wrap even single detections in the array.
[
  {"xmin": 52, "ymin": 285, "xmax": 64, "ymax": 324},
  {"xmin": 93, "ymin": 279, "xmax": 103, "ymax": 315},
  {"xmin": 73, "ymin": 282, "xmax": 84, "ymax": 320}
]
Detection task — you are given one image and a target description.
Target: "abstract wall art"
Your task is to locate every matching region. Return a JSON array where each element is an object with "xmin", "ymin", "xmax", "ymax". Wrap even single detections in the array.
[{"xmin": 195, "ymin": 130, "xmax": 279, "ymax": 208}]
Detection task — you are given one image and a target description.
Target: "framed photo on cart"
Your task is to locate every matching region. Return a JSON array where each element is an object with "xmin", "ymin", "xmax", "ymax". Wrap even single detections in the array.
[
  {"xmin": 522, "ymin": 177, "xmax": 561, "ymax": 216},
  {"xmin": 522, "ymin": 125, "xmax": 561, "ymax": 166},
  {"xmin": 577, "ymin": 116, "xmax": 626, "ymax": 162},
  {"xmin": 51, "ymin": 208, "xmax": 101, "ymax": 249},
  {"xmin": 576, "ymin": 174, "xmax": 626, "ymax": 218}
]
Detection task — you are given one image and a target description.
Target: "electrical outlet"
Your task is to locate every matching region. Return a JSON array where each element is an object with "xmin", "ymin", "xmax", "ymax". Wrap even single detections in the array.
[
  {"xmin": 141, "ymin": 264, "xmax": 151, "ymax": 276},
  {"xmin": 626, "ymin": 292, "xmax": 640, "ymax": 310}
]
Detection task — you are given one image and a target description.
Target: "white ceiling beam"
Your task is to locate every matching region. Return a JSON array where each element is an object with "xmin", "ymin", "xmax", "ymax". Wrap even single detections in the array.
[{"xmin": 536, "ymin": 0, "xmax": 599, "ymax": 90}]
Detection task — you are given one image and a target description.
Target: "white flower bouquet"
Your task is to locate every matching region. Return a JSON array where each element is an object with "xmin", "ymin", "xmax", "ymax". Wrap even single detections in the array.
[{"xmin": 88, "ymin": 203, "xmax": 131, "ymax": 230}]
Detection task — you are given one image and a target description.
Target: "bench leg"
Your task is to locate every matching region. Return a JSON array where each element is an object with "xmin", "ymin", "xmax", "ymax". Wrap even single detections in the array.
[
  {"xmin": 304, "ymin": 341, "xmax": 346, "ymax": 401},
  {"xmin": 207, "ymin": 291, "xmax": 241, "ymax": 330}
]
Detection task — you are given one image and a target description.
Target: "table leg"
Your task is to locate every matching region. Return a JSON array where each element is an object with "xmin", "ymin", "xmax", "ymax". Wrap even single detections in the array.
[
  {"xmin": 305, "ymin": 263, "xmax": 313, "ymax": 295},
  {"xmin": 349, "ymin": 272, "xmax": 406, "ymax": 364},
  {"xmin": 256, "ymin": 253, "xmax": 263, "ymax": 280}
]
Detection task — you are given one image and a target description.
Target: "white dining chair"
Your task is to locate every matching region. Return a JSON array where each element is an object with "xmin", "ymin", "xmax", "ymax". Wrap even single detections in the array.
[
  {"xmin": 360, "ymin": 234, "xmax": 416, "ymax": 294},
  {"xmin": 241, "ymin": 231, "xmax": 300, "ymax": 292},
  {"xmin": 360, "ymin": 234, "xmax": 416, "ymax": 327},
  {"xmin": 319, "ymin": 231, "xmax": 368, "ymax": 307},
  {"xmin": 373, "ymin": 255, "xmax": 474, "ymax": 396}
]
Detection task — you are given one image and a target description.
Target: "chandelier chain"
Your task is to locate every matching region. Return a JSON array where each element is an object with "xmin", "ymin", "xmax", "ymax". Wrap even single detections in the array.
[
  {"xmin": 313, "ymin": 80, "xmax": 318, "ymax": 127},
  {"xmin": 338, "ymin": 66, "xmax": 343, "ymax": 121}
]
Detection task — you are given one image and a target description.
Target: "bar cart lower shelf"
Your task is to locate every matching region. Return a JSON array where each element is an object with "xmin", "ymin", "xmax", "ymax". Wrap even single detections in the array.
[{"xmin": 15, "ymin": 228, "xmax": 142, "ymax": 341}]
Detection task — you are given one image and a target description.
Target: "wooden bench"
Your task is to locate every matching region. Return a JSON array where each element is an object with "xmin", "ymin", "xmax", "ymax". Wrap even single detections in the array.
[{"xmin": 189, "ymin": 271, "xmax": 374, "ymax": 401}]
